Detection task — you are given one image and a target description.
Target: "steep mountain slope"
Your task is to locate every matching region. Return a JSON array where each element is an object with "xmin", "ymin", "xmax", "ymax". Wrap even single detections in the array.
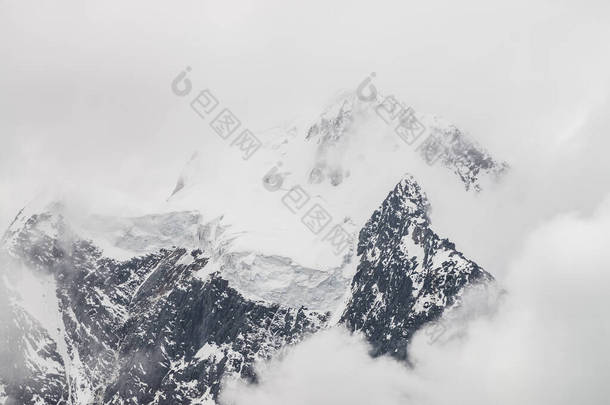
[
  {"xmin": 0, "ymin": 211, "xmax": 328, "ymax": 404},
  {"xmin": 0, "ymin": 91, "xmax": 505, "ymax": 404},
  {"xmin": 0, "ymin": 257, "xmax": 68, "ymax": 404},
  {"xmin": 340, "ymin": 175, "xmax": 493, "ymax": 359},
  {"xmin": 102, "ymin": 255, "xmax": 327, "ymax": 405}
]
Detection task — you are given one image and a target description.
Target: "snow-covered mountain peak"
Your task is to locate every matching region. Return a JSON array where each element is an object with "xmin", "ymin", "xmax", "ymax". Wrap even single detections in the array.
[
  {"xmin": 300, "ymin": 89, "xmax": 509, "ymax": 192},
  {"xmin": 390, "ymin": 174, "xmax": 432, "ymax": 223},
  {"xmin": 341, "ymin": 171, "xmax": 494, "ymax": 359},
  {"xmin": 3, "ymin": 203, "xmax": 222, "ymax": 263},
  {"xmin": 0, "ymin": 86, "xmax": 505, "ymax": 404},
  {"xmin": 3, "ymin": 196, "xmax": 66, "ymax": 242},
  {"xmin": 1, "ymin": 167, "xmax": 497, "ymax": 404}
]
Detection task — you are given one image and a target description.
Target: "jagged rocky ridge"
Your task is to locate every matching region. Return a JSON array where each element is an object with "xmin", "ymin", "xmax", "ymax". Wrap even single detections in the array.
[
  {"xmin": 340, "ymin": 175, "xmax": 493, "ymax": 359},
  {"xmin": 0, "ymin": 174, "xmax": 495, "ymax": 404},
  {"xmin": 305, "ymin": 94, "xmax": 508, "ymax": 192}
]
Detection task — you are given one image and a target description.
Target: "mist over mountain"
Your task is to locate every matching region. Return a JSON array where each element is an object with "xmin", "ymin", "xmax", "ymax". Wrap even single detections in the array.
[
  {"xmin": 0, "ymin": 90, "xmax": 506, "ymax": 403},
  {"xmin": 2, "ymin": 1, "xmax": 610, "ymax": 404}
]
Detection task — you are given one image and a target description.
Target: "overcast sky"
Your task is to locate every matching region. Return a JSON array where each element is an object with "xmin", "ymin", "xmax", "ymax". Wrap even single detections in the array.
[{"xmin": 1, "ymin": 0, "xmax": 610, "ymax": 273}]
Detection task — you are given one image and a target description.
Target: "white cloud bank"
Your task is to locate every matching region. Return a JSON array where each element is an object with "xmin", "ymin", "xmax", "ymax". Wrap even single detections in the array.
[{"xmin": 220, "ymin": 194, "xmax": 610, "ymax": 405}]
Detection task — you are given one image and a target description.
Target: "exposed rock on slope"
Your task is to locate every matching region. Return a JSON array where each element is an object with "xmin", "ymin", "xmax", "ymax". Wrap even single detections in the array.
[
  {"xmin": 0, "ymin": 212, "xmax": 328, "ymax": 404},
  {"xmin": 341, "ymin": 175, "xmax": 494, "ymax": 359}
]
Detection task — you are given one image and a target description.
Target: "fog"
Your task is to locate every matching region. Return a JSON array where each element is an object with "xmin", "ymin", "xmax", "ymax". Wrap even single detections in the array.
[{"xmin": 221, "ymin": 196, "xmax": 610, "ymax": 404}]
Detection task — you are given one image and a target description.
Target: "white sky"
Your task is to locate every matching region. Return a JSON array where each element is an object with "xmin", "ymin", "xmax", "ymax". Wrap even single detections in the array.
[{"xmin": 1, "ymin": 0, "xmax": 610, "ymax": 274}]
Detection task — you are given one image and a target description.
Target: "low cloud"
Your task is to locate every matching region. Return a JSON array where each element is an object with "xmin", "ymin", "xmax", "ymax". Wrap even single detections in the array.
[
  {"xmin": 220, "ymin": 327, "xmax": 416, "ymax": 405},
  {"xmin": 221, "ymin": 195, "xmax": 610, "ymax": 405}
]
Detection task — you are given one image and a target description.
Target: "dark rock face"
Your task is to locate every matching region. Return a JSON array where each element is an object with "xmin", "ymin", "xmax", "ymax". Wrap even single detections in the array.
[
  {"xmin": 341, "ymin": 175, "xmax": 493, "ymax": 359},
  {"xmin": 103, "ymin": 255, "xmax": 328, "ymax": 404},
  {"xmin": 0, "ymin": 213, "xmax": 328, "ymax": 404}
]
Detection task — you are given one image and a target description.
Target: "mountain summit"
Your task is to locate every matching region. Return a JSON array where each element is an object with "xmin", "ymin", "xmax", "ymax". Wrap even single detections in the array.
[{"xmin": 0, "ymin": 93, "xmax": 504, "ymax": 404}]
